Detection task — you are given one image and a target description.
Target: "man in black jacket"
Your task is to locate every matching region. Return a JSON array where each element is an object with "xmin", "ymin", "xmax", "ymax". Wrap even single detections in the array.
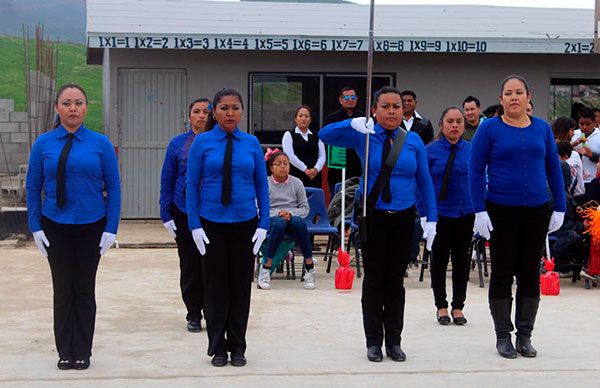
[
  {"xmin": 400, "ymin": 90, "xmax": 434, "ymax": 145},
  {"xmin": 324, "ymin": 87, "xmax": 365, "ymax": 196}
]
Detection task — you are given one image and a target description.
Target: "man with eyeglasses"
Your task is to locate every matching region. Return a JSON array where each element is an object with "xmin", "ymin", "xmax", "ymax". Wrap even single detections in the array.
[{"xmin": 324, "ymin": 87, "xmax": 365, "ymax": 196}]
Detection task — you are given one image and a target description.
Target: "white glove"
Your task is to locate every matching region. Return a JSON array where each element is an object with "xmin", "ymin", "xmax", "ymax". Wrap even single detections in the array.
[
  {"xmin": 420, "ymin": 217, "xmax": 427, "ymax": 231},
  {"xmin": 251, "ymin": 228, "xmax": 268, "ymax": 255},
  {"xmin": 192, "ymin": 228, "xmax": 210, "ymax": 255},
  {"xmin": 99, "ymin": 232, "xmax": 117, "ymax": 255},
  {"xmin": 474, "ymin": 211, "xmax": 493, "ymax": 240},
  {"xmin": 350, "ymin": 117, "xmax": 375, "ymax": 134},
  {"xmin": 163, "ymin": 220, "xmax": 177, "ymax": 238},
  {"xmin": 548, "ymin": 211, "xmax": 565, "ymax": 234},
  {"xmin": 33, "ymin": 230, "xmax": 50, "ymax": 257},
  {"xmin": 422, "ymin": 221, "xmax": 437, "ymax": 251}
]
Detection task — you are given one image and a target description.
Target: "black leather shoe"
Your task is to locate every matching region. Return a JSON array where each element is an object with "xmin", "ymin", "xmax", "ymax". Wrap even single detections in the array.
[
  {"xmin": 211, "ymin": 354, "xmax": 228, "ymax": 367},
  {"xmin": 57, "ymin": 358, "xmax": 73, "ymax": 370},
  {"xmin": 496, "ymin": 338, "xmax": 517, "ymax": 359},
  {"xmin": 516, "ymin": 336, "xmax": 537, "ymax": 358},
  {"xmin": 187, "ymin": 319, "xmax": 202, "ymax": 332},
  {"xmin": 231, "ymin": 356, "xmax": 247, "ymax": 367},
  {"xmin": 437, "ymin": 313, "xmax": 451, "ymax": 325},
  {"xmin": 451, "ymin": 310, "xmax": 467, "ymax": 326},
  {"xmin": 385, "ymin": 345, "xmax": 407, "ymax": 362},
  {"xmin": 73, "ymin": 358, "xmax": 90, "ymax": 370},
  {"xmin": 367, "ymin": 346, "xmax": 383, "ymax": 362}
]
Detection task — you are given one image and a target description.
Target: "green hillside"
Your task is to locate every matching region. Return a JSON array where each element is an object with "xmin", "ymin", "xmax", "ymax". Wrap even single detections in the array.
[{"xmin": 0, "ymin": 35, "xmax": 103, "ymax": 132}]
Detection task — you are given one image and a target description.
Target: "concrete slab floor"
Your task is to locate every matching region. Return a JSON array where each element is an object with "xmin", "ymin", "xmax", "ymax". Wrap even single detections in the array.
[{"xmin": 0, "ymin": 245, "xmax": 599, "ymax": 387}]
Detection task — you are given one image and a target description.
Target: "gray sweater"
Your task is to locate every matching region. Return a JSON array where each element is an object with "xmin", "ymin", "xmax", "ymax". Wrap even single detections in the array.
[{"xmin": 268, "ymin": 175, "xmax": 310, "ymax": 218}]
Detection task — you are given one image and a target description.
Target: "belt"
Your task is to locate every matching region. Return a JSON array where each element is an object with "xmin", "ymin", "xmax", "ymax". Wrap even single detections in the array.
[{"xmin": 373, "ymin": 209, "xmax": 399, "ymax": 214}]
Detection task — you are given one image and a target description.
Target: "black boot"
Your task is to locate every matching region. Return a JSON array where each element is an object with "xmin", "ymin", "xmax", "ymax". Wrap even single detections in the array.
[
  {"xmin": 489, "ymin": 298, "xmax": 517, "ymax": 359},
  {"xmin": 515, "ymin": 296, "xmax": 539, "ymax": 358}
]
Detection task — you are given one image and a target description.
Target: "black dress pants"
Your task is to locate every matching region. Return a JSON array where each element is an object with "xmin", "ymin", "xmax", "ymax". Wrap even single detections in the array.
[
  {"xmin": 430, "ymin": 214, "xmax": 474, "ymax": 310},
  {"xmin": 42, "ymin": 216, "xmax": 105, "ymax": 359},
  {"xmin": 171, "ymin": 205, "xmax": 204, "ymax": 321},
  {"xmin": 200, "ymin": 217, "xmax": 257, "ymax": 357},
  {"xmin": 361, "ymin": 208, "xmax": 414, "ymax": 348},
  {"xmin": 487, "ymin": 202, "xmax": 549, "ymax": 300}
]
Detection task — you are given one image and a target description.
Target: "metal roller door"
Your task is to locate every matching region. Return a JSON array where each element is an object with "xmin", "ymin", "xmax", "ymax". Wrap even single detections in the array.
[{"xmin": 118, "ymin": 69, "xmax": 187, "ymax": 218}]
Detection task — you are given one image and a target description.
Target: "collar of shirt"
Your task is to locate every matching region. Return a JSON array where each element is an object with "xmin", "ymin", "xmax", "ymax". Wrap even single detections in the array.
[
  {"xmin": 56, "ymin": 124, "xmax": 85, "ymax": 141},
  {"xmin": 214, "ymin": 124, "xmax": 242, "ymax": 140},
  {"xmin": 271, "ymin": 174, "xmax": 289, "ymax": 185},
  {"xmin": 403, "ymin": 111, "xmax": 423, "ymax": 122},
  {"xmin": 294, "ymin": 126, "xmax": 313, "ymax": 136},
  {"xmin": 375, "ymin": 123, "xmax": 398, "ymax": 138},
  {"xmin": 586, "ymin": 128, "xmax": 600, "ymax": 139},
  {"xmin": 440, "ymin": 136, "xmax": 464, "ymax": 150}
]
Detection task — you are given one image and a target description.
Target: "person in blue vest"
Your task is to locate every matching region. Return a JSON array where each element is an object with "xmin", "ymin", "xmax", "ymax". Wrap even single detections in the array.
[
  {"xmin": 26, "ymin": 83, "xmax": 121, "ymax": 370},
  {"xmin": 320, "ymin": 86, "xmax": 437, "ymax": 363},
  {"xmin": 186, "ymin": 88, "xmax": 269, "ymax": 367},
  {"xmin": 470, "ymin": 75, "xmax": 566, "ymax": 359},
  {"xmin": 160, "ymin": 98, "xmax": 211, "ymax": 333},
  {"xmin": 417, "ymin": 107, "xmax": 474, "ymax": 325},
  {"xmin": 281, "ymin": 105, "xmax": 325, "ymax": 189}
]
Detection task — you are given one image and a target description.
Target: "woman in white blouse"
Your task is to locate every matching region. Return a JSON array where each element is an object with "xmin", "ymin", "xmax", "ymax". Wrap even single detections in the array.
[{"xmin": 281, "ymin": 105, "xmax": 326, "ymax": 188}]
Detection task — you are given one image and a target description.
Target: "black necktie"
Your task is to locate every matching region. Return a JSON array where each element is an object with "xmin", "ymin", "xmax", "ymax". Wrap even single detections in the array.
[
  {"xmin": 381, "ymin": 131, "xmax": 393, "ymax": 203},
  {"xmin": 56, "ymin": 133, "xmax": 74, "ymax": 209},
  {"xmin": 438, "ymin": 144, "xmax": 457, "ymax": 201},
  {"xmin": 222, "ymin": 133, "xmax": 233, "ymax": 206}
]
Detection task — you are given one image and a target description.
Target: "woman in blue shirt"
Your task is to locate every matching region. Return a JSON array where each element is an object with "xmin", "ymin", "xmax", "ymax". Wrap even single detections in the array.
[
  {"xmin": 186, "ymin": 88, "xmax": 269, "ymax": 367},
  {"xmin": 26, "ymin": 83, "xmax": 121, "ymax": 370},
  {"xmin": 320, "ymin": 86, "xmax": 437, "ymax": 363},
  {"xmin": 420, "ymin": 107, "xmax": 474, "ymax": 326},
  {"xmin": 470, "ymin": 75, "xmax": 566, "ymax": 359},
  {"xmin": 160, "ymin": 98, "xmax": 211, "ymax": 333}
]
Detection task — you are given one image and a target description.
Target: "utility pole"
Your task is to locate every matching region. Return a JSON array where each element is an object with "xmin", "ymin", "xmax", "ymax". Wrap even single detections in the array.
[{"xmin": 595, "ymin": 0, "xmax": 600, "ymax": 53}]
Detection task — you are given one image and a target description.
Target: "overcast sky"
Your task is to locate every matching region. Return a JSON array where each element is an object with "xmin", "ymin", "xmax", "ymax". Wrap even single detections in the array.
[{"xmin": 349, "ymin": 0, "xmax": 594, "ymax": 8}]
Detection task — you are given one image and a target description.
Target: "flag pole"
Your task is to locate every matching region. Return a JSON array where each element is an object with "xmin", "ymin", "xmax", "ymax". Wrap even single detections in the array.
[{"xmin": 360, "ymin": 0, "xmax": 375, "ymax": 231}]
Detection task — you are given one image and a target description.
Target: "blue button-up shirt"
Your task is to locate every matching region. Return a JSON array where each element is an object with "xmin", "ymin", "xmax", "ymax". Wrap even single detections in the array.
[
  {"xmin": 470, "ymin": 116, "xmax": 566, "ymax": 212},
  {"xmin": 417, "ymin": 137, "xmax": 474, "ymax": 218},
  {"xmin": 319, "ymin": 119, "xmax": 437, "ymax": 221},
  {"xmin": 26, "ymin": 124, "xmax": 121, "ymax": 233},
  {"xmin": 160, "ymin": 129, "xmax": 196, "ymax": 222},
  {"xmin": 186, "ymin": 125, "xmax": 270, "ymax": 230}
]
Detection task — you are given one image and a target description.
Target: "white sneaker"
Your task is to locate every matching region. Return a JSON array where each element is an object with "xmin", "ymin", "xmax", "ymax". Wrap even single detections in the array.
[
  {"xmin": 258, "ymin": 266, "xmax": 271, "ymax": 289},
  {"xmin": 304, "ymin": 268, "xmax": 316, "ymax": 290}
]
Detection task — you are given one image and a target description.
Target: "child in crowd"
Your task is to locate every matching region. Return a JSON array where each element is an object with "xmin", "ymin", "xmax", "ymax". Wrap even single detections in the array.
[{"xmin": 258, "ymin": 150, "xmax": 316, "ymax": 290}]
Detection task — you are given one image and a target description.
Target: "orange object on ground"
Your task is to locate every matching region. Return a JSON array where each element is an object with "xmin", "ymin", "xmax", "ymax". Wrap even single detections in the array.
[{"xmin": 583, "ymin": 207, "xmax": 600, "ymax": 275}]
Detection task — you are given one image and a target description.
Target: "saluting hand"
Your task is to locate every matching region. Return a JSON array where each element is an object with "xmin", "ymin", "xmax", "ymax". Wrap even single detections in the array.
[
  {"xmin": 251, "ymin": 228, "xmax": 268, "ymax": 255},
  {"xmin": 192, "ymin": 228, "xmax": 210, "ymax": 255},
  {"xmin": 32, "ymin": 230, "xmax": 50, "ymax": 257},
  {"xmin": 350, "ymin": 117, "xmax": 375, "ymax": 134}
]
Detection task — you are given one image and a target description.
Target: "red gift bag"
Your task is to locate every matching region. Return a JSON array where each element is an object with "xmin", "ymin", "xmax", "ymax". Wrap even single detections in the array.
[
  {"xmin": 540, "ymin": 257, "xmax": 560, "ymax": 296},
  {"xmin": 335, "ymin": 249, "xmax": 355, "ymax": 290}
]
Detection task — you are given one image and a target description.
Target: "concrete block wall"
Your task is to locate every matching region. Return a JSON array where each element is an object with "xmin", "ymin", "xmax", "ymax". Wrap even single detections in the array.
[{"xmin": 0, "ymin": 99, "xmax": 30, "ymax": 174}]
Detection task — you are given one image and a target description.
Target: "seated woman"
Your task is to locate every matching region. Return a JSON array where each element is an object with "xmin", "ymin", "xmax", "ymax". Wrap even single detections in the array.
[{"xmin": 258, "ymin": 150, "xmax": 315, "ymax": 290}]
